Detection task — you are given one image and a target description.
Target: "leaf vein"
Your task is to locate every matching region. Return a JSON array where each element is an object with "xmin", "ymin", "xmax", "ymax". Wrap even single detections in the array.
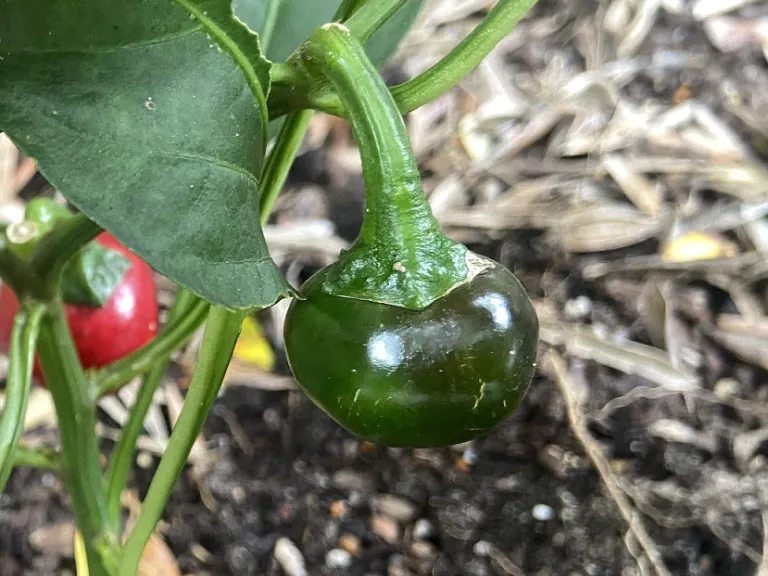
[{"xmin": 160, "ymin": 152, "xmax": 260, "ymax": 187}]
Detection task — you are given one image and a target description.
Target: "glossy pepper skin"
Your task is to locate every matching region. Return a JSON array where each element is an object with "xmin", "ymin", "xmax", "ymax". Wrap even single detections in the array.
[
  {"xmin": 0, "ymin": 232, "xmax": 159, "ymax": 378},
  {"xmin": 284, "ymin": 257, "xmax": 539, "ymax": 447}
]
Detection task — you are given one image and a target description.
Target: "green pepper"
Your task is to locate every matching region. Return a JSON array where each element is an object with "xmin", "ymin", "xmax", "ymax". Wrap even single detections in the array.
[
  {"xmin": 285, "ymin": 258, "xmax": 538, "ymax": 447},
  {"xmin": 283, "ymin": 25, "xmax": 538, "ymax": 447}
]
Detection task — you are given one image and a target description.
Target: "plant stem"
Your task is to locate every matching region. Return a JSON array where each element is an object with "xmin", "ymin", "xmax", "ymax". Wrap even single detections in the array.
[
  {"xmin": 297, "ymin": 24, "xmax": 467, "ymax": 309},
  {"xmin": 268, "ymin": 0, "xmax": 537, "ymax": 118},
  {"xmin": 37, "ymin": 298, "xmax": 116, "ymax": 576},
  {"xmin": 0, "ymin": 303, "xmax": 45, "ymax": 492},
  {"xmin": 335, "ymin": 0, "xmax": 367, "ymax": 20},
  {"xmin": 390, "ymin": 0, "xmax": 537, "ymax": 113},
  {"xmin": 94, "ymin": 298, "xmax": 209, "ymax": 397},
  {"xmin": 300, "ymin": 24, "xmax": 436, "ymax": 250},
  {"xmin": 31, "ymin": 214, "xmax": 102, "ymax": 298},
  {"xmin": 259, "ymin": 0, "xmax": 283, "ymax": 54},
  {"xmin": 344, "ymin": 0, "xmax": 407, "ymax": 43},
  {"xmin": 259, "ymin": 111, "xmax": 313, "ymax": 224},
  {"xmin": 119, "ymin": 306, "xmax": 245, "ymax": 576},
  {"xmin": 104, "ymin": 289, "xmax": 199, "ymax": 527},
  {"xmin": 0, "ymin": 242, "xmax": 41, "ymax": 299},
  {"xmin": 12, "ymin": 445, "xmax": 61, "ymax": 471}
]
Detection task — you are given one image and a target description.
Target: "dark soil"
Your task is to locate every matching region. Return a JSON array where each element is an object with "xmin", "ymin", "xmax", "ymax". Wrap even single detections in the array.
[{"xmin": 4, "ymin": 1, "xmax": 768, "ymax": 575}]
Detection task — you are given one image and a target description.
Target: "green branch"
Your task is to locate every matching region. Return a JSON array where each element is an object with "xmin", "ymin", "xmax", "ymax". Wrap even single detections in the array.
[
  {"xmin": 104, "ymin": 289, "xmax": 199, "ymax": 526},
  {"xmin": 259, "ymin": 0, "xmax": 283, "ymax": 53},
  {"xmin": 259, "ymin": 111, "xmax": 314, "ymax": 224},
  {"xmin": 119, "ymin": 306, "xmax": 245, "ymax": 576},
  {"xmin": 390, "ymin": 0, "xmax": 537, "ymax": 113},
  {"xmin": 94, "ymin": 297, "xmax": 209, "ymax": 397},
  {"xmin": 0, "ymin": 303, "xmax": 45, "ymax": 492},
  {"xmin": 344, "ymin": 0, "xmax": 408, "ymax": 43},
  {"xmin": 37, "ymin": 298, "xmax": 117, "ymax": 576},
  {"xmin": 13, "ymin": 445, "xmax": 61, "ymax": 471},
  {"xmin": 0, "ymin": 237, "xmax": 41, "ymax": 299},
  {"xmin": 268, "ymin": 0, "xmax": 538, "ymax": 118}
]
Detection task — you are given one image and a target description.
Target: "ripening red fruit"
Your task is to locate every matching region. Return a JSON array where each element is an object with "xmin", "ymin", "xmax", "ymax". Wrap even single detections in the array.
[{"xmin": 0, "ymin": 232, "xmax": 159, "ymax": 383}]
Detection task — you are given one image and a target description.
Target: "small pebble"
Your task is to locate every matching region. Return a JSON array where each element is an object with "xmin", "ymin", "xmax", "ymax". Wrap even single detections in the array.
[
  {"xmin": 326, "ymin": 548, "xmax": 353, "ymax": 569},
  {"xmin": 263, "ymin": 407, "xmax": 282, "ymax": 430},
  {"xmin": 714, "ymin": 377, "xmax": 741, "ymax": 399},
  {"xmin": 412, "ymin": 518, "xmax": 434, "ymax": 540},
  {"xmin": 343, "ymin": 439, "xmax": 359, "ymax": 460},
  {"xmin": 191, "ymin": 543, "xmax": 213, "ymax": 563},
  {"xmin": 349, "ymin": 490, "xmax": 366, "ymax": 507},
  {"xmin": 454, "ymin": 457, "xmax": 472, "ymax": 472},
  {"xmin": 410, "ymin": 540, "xmax": 438, "ymax": 560},
  {"xmin": 330, "ymin": 500, "xmax": 349, "ymax": 519},
  {"xmin": 494, "ymin": 475, "xmax": 520, "ymax": 492},
  {"xmin": 136, "ymin": 451, "xmax": 153, "ymax": 469},
  {"xmin": 564, "ymin": 295, "xmax": 592, "ymax": 320},
  {"xmin": 553, "ymin": 531, "xmax": 566, "ymax": 547},
  {"xmin": 371, "ymin": 513, "xmax": 401, "ymax": 545},
  {"xmin": 462, "ymin": 446, "xmax": 479, "ymax": 465},
  {"xmin": 388, "ymin": 554, "xmax": 408, "ymax": 576},
  {"xmin": 371, "ymin": 494, "xmax": 418, "ymax": 523},
  {"xmin": 274, "ymin": 537, "xmax": 307, "ymax": 576},
  {"xmin": 231, "ymin": 486, "xmax": 246, "ymax": 503},
  {"xmin": 333, "ymin": 469, "xmax": 374, "ymax": 492},
  {"xmin": 532, "ymin": 504, "xmax": 555, "ymax": 521},
  {"xmin": 338, "ymin": 533, "xmax": 361, "ymax": 556},
  {"xmin": 473, "ymin": 540, "xmax": 492, "ymax": 557}
]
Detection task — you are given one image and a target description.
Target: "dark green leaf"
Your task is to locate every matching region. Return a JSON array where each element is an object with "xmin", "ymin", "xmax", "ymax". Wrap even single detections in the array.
[
  {"xmin": 362, "ymin": 0, "xmax": 425, "ymax": 66},
  {"xmin": 61, "ymin": 243, "xmax": 131, "ymax": 308},
  {"xmin": 174, "ymin": 0, "xmax": 271, "ymax": 106},
  {"xmin": 0, "ymin": 0, "xmax": 291, "ymax": 310},
  {"xmin": 234, "ymin": 0, "xmax": 424, "ymax": 65}
]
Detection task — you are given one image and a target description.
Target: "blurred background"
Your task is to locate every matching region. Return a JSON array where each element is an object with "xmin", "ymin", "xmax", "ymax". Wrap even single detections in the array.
[{"xmin": 3, "ymin": 0, "xmax": 768, "ymax": 574}]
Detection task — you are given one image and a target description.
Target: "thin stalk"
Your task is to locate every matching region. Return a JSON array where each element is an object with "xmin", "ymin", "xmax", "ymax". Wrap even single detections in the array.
[
  {"xmin": 390, "ymin": 0, "xmax": 538, "ymax": 113},
  {"xmin": 119, "ymin": 306, "xmax": 246, "ymax": 576},
  {"xmin": 0, "ymin": 243, "xmax": 40, "ymax": 299},
  {"xmin": 257, "ymin": 0, "xmax": 367, "ymax": 210},
  {"xmin": 12, "ymin": 445, "xmax": 61, "ymax": 471},
  {"xmin": 37, "ymin": 299, "xmax": 117, "ymax": 576},
  {"xmin": 94, "ymin": 298, "xmax": 209, "ymax": 397},
  {"xmin": 0, "ymin": 303, "xmax": 45, "ymax": 492},
  {"xmin": 335, "ymin": 0, "xmax": 367, "ymax": 20},
  {"xmin": 299, "ymin": 24, "xmax": 438, "ymax": 253},
  {"xmin": 259, "ymin": 0, "xmax": 283, "ymax": 53},
  {"xmin": 344, "ymin": 0, "xmax": 408, "ymax": 43},
  {"xmin": 259, "ymin": 110, "xmax": 313, "ymax": 224},
  {"xmin": 268, "ymin": 0, "xmax": 538, "ymax": 118},
  {"xmin": 104, "ymin": 289, "xmax": 199, "ymax": 526}
]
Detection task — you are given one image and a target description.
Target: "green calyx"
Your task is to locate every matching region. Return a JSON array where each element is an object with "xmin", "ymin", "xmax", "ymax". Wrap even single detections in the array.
[
  {"xmin": 60, "ymin": 242, "xmax": 130, "ymax": 307},
  {"xmin": 293, "ymin": 24, "xmax": 474, "ymax": 310}
]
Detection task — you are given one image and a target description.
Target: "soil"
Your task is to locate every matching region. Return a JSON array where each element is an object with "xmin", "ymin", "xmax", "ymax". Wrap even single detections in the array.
[{"xmin": 4, "ymin": 0, "xmax": 768, "ymax": 575}]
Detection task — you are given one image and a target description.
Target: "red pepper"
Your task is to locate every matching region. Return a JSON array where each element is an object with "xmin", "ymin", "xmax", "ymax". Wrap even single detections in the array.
[{"xmin": 0, "ymin": 232, "xmax": 159, "ymax": 382}]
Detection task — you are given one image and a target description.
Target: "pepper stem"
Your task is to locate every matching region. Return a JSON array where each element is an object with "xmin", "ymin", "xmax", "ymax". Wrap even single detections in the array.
[
  {"xmin": 36, "ymin": 298, "xmax": 118, "ymax": 575},
  {"xmin": 296, "ymin": 24, "xmax": 475, "ymax": 310}
]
